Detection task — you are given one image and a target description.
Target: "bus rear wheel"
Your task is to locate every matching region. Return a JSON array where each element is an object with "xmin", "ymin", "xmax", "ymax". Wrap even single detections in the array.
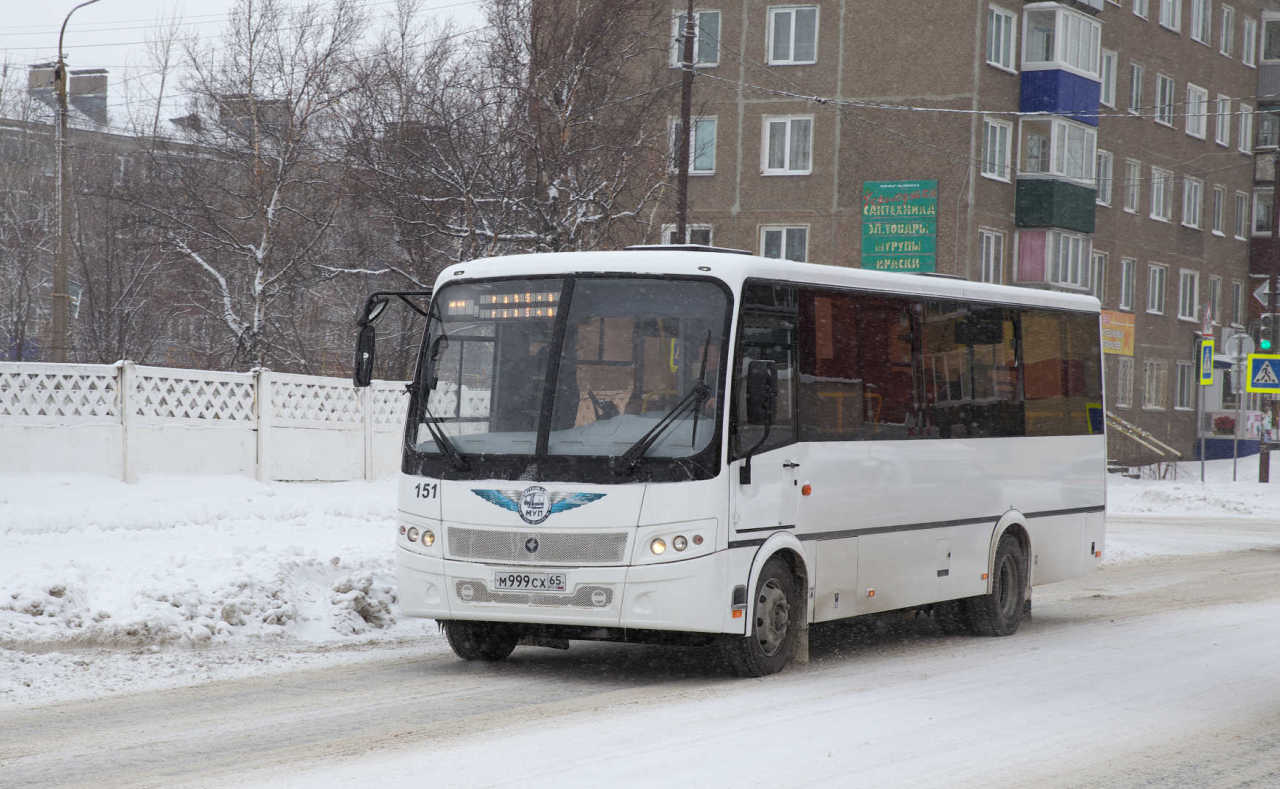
[
  {"xmin": 724, "ymin": 556, "xmax": 802, "ymax": 677},
  {"xmin": 966, "ymin": 534, "xmax": 1026, "ymax": 637},
  {"xmin": 443, "ymin": 620, "xmax": 520, "ymax": 661}
]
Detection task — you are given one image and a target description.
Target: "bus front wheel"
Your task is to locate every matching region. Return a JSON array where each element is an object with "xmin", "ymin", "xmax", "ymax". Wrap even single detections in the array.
[
  {"xmin": 724, "ymin": 556, "xmax": 802, "ymax": 677},
  {"xmin": 966, "ymin": 533, "xmax": 1027, "ymax": 637},
  {"xmin": 443, "ymin": 620, "xmax": 520, "ymax": 661}
]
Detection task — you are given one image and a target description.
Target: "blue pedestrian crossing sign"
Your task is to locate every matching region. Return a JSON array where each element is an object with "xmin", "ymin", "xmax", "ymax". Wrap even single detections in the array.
[
  {"xmin": 1245, "ymin": 353, "xmax": 1280, "ymax": 393},
  {"xmin": 1198, "ymin": 339, "xmax": 1215, "ymax": 386}
]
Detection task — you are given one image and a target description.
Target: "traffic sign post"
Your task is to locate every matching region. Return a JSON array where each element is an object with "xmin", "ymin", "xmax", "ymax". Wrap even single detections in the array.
[
  {"xmin": 1198, "ymin": 339, "xmax": 1214, "ymax": 482},
  {"xmin": 1225, "ymin": 334, "xmax": 1255, "ymax": 482}
]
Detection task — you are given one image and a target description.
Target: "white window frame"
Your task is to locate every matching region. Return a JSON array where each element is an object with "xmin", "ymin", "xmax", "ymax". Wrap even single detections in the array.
[
  {"xmin": 1221, "ymin": 5, "xmax": 1235, "ymax": 55},
  {"xmin": 1185, "ymin": 83, "xmax": 1209, "ymax": 138},
  {"xmin": 1147, "ymin": 263, "xmax": 1168, "ymax": 314},
  {"xmin": 1253, "ymin": 187, "xmax": 1273, "ymax": 236},
  {"xmin": 1215, "ymin": 95, "xmax": 1232, "ymax": 145},
  {"xmin": 1048, "ymin": 229, "xmax": 1093, "ymax": 290},
  {"xmin": 1128, "ymin": 62, "xmax": 1144, "ymax": 115},
  {"xmin": 1190, "ymin": 0, "xmax": 1212, "ymax": 44},
  {"xmin": 1175, "ymin": 361, "xmax": 1195, "ymax": 410},
  {"xmin": 1264, "ymin": 15, "xmax": 1280, "ymax": 63},
  {"xmin": 1022, "ymin": 2, "xmax": 1102, "ymax": 80},
  {"xmin": 1208, "ymin": 275, "xmax": 1222, "ymax": 324},
  {"xmin": 662, "ymin": 223, "xmax": 714, "ymax": 246},
  {"xmin": 1159, "ymin": 0, "xmax": 1183, "ymax": 31},
  {"xmin": 1120, "ymin": 257, "xmax": 1137, "ymax": 310},
  {"xmin": 1154, "ymin": 73, "xmax": 1175, "ymax": 126},
  {"xmin": 1100, "ymin": 49, "xmax": 1117, "ymax": 107},
  {"xmin": 1178, "ymin": 268, "xmax": 1200, "ymax": 320},
  {"xmin": 1096, "ymin": 149, "xmax": 1113, "ymax": 206},
  {"xmin": 1235, "ymin": 191, "xmax": 1250, "ymax": 238},
  {"xmin": 1143, "ymin": 359, "xmax": 1169, "ymax": 410},
  {"xmin": 1091, "ymin": 250, "xmax": 1108, "ymax": 301},
  {"xmin": 1134, "ymin": 0, "xmax": 1150, "ymax": 19},
  {"xmin": 760, "ymin": 224, "xmax": 809, "ymax": 261},
  {"xmin": 1181, "ymin": 176, "xmax": 1204, "ymax": 229},
  {"xmin": 987, "ymin": 5, "xmax": 1018, "ymax": 72},
  {"xmin": 979, "ymin": 228, "xmax": 1005, "ymax": 283},
  {"xmin": 1211, "ymin": 185, "xmax": 1226, "ymax": 235},
  {"xmin": 1150, "ymin": 166, "xmax": 1174, "ymax": 222},
  {"xmin": 766, "ymin": 5, "xmax": 819, "ymax": 66},
  {"xmin": 761, "ymin": 115, "xmax": 813, "ymax": 175},
  {"xmin": 1124, "ymin": 158, "xmax": 1142, "ymax": 213},
  {"xmin": 1116, "ymin": 356, "xmax": 1134, "ymax": 408},
  {"xmin": 1017, "ymin": 116, "xmax": 1098, "ymax": 186},
  {"xmin": 670, "ymin": 10, "xmax": 722, "ymax": 67},
  {"xmin": 1259, "ymin": 110, "xmax": 1280, "ymax": 148},
  {"xmin": 1243, "ymin": 16, "xmax": 1258, "ymax": 66},
  {"xmin": 1231, "ymin": 279, "xmax": 1244, "ymax": 325},
  {"xmin": 668, "ymin": 116, "xmax": 718, "ymax": 174},
  {"xmin": 1239, "ymin": 103, "xmax": 1254, "ymax": 152},
  {"xmin": 981, "ymin": 117, "xmax": 1013, "ymax": 181}
]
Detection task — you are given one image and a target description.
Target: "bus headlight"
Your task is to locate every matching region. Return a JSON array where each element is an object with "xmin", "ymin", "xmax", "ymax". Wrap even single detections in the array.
[
  {"xmin": 406, "ymin": 527, "xmax": 420, "ymax": 543},
  {"xmin": 650, "ymin": 538, "xmax": 667, "ymax": 555},
  {"xmin": 421, "ymin": 529, "xmax": 435, "ymax": 547},
  {"xmin": 673, "ymin": 535, "xmax": 688, "ymax": 552}
]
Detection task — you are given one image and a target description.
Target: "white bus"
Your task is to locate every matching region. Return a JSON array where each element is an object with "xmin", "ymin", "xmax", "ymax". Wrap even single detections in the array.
[{"xmin": 353, "ymin": 248, "xmax": 1106, "ymax": 676}]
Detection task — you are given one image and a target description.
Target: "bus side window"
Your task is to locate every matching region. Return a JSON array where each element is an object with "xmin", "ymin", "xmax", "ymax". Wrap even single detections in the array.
[{"xmin": 732, "ymin": 312, "xmax": 796, "ymax": 457}]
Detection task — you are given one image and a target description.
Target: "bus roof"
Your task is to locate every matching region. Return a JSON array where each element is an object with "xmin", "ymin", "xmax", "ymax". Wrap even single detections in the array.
[{"xmin": 436, "ymin": 249, "xmax": 1101, "ymax": 314}]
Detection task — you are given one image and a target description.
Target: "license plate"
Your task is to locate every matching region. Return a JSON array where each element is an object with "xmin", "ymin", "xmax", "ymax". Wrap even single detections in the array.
[{"xmin": 493, "ymin": 571, "xmax": 567, "ymax": 592}]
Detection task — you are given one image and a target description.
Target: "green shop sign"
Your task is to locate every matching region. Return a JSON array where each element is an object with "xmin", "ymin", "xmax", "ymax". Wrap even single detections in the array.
[{"xmin": 861, "ymin": 180, "xmax": 938, "ymax": 273}]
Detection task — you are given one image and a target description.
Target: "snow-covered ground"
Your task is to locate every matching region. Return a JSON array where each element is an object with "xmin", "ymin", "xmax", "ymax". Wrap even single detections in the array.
[{"xmin": 2, "ymin": 458, "xmax": 1279, "ymax": 709}]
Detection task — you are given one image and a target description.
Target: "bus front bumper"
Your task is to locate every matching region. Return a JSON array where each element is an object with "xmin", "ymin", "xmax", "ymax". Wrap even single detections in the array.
[{"xmin": 397, "ymin": 546, "xmax": 733, "ymax": 634}]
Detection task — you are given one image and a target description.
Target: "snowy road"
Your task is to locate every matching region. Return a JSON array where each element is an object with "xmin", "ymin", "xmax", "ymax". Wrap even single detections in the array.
[{"xmin": 3, "ymin": 536, "xmax": 1280, "ymax": 788}]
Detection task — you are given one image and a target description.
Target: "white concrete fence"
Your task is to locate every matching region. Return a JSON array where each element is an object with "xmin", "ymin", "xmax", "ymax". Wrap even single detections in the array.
[{"xmin": 0, "ymin": 361, "xmax": 409, "ymax": 481}]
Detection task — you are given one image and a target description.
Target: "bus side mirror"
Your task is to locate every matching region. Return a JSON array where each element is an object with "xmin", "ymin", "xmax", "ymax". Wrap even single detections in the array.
[
  {"xmin": 353, "ymin": 323, "xmax": 376, "ymax": 387},
  {"xmin": 745, "ymin": 360, "xmax": 778, "ymax": 425}
]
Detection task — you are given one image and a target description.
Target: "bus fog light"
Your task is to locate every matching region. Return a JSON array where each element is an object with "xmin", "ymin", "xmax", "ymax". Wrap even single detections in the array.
[
  {"xmin": 650, "ymin": 538, "xmax": 666, "ymax": 555},
  {"xmin": 406, "ymin": 527, "xmax": 420, "ymax": 543},
  {"xmin": 421, "ymin": 529, "xmax": 435, "ymax": 547},
  {"xmin": 399, "ymin": 524, "xmax": 407, "ymax": 535},
  {"xmin": 673, "ymin": 535, "xmax": 688, "ymax": 552},
  {"xmin": 692, "ymin": 535, "xmax": 703, "ymax": 546}
]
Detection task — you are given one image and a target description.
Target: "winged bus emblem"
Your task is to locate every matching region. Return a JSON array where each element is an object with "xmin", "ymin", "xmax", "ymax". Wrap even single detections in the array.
[{"xmin": 472, "ymin": 486, "xmax": 606, "ymax": 525}]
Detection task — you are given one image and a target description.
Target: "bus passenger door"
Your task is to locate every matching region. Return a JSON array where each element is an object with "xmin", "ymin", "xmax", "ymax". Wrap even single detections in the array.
[{"xmin": 730, "ymin": 308, "xmax": 800, "ymax": 537}]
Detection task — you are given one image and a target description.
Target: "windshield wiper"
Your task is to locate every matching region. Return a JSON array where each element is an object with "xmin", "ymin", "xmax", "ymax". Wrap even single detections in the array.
[
  {"xmin": 614, "ymin": 331, "xmax": 713, "ymax": 475},
  {"xmin": 421, "ymin": 400, "xmax": 469, "ymax": 471}
]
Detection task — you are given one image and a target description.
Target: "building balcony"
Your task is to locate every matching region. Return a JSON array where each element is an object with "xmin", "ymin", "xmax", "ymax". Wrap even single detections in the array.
[{"xmin": 1016, "ymin": 178, "xmax": 1096, "ymax": 234}]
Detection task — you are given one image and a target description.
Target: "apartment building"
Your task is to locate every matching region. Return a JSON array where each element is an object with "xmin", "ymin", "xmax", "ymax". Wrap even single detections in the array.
[{"xmin": 656, "ymin": 0, "xmax": 1277, "ymax": 459}]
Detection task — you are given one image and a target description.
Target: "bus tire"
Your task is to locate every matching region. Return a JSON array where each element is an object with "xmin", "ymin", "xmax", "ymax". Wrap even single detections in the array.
[
  {"xmin": 966, "ymin": 534, "xmax": 1026, "ymax": 637},
  {"xmin": 443, "ymin": 620, "xmax": 520, "ymax": 661},
  {"xmin": 724, "ymin": 556, "xmax": 802, "ymax": 677}
]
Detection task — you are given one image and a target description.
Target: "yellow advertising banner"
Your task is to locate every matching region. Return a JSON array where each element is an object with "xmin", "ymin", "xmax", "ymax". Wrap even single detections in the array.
[{"xmin": 1101, "ymin": 310, "xmax": 1134, "ymax": 356}]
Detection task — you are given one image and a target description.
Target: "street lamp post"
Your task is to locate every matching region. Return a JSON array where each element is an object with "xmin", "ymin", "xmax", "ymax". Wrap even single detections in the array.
[{"xmin": 51, "ymin": 0, "xmax": 103, "ymax": 363}]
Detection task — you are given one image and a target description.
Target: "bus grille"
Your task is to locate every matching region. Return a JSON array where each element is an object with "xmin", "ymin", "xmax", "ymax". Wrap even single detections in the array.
[
  {"xmin": 447, "ymin": 527, "xmax": 628, "ymax": 564},
  {"xmin": 453, "ymin": 581, "xmax": 614, "ymax": 608}
]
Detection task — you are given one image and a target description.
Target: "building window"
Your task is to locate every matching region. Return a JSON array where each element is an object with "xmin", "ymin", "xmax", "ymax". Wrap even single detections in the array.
[
  {"xmin": 987, "ymin": 5, "xmax": 1018, "ymax": 71},
  {"xmin": 1178, "ymin": 269, "xmax": 1199, "ymax": 320},
  {"xmin": 1116, "ymin": 357, "xmax": 1134, "ymax": 408},
  {"xmin": 670, "ymin": 10, "xmax": 721, "ymax": 67},
  {"xmin": 1209, "ymin": 275, "xmax": 1222, "ymax": 323},
  {"xmin": 1159, "ymin": 0, "xmax": 1182, "ymax": 31},
  {"xmin": 982, "ymin": 118, "xmax": 1012, "ymax": 181},
  {"xmin": 1150, "ymin": 166, "xmax": 1174, "ymax": 221},
  {"xmin": 1018, "ymin": 117, "xmax": 1097, "ymax": 185},
  {"xmin": 1091, "ymin": 250, "xmax": 1108, "ymax": 301},
  {"xmin": 669, "ymin": 116, "xmax": 717, "ymax": 173},
  {"xmin": 1232, "ymin": 191, "xmax": 1250, "ymax": 239},
  {"xmin": 761, "ymin": 225, "xmax": 807, "ymax": 261},
  {"xmin": 1143, "ymin": 359, "xmax": 1169, "ymax": 409},
  {"xmin": 1154, "ymin": 74, "xmax": 1175, "ymax": 126},
  {"xmin": 767, "ymin": 6, "xmax": 819, "ymax": 65},
  {"xmin": 1148, "ymin": 264, "xmax": 1168, "ymax": 314},
  {"xmin": 1182, "ymin": 177, "xmax": 1204, "ymax": 229},
  {"xmin": 1022, "ymin": 4, "xmax": 1102, "ymax": 79},
  {"xmin": 1134, "ymin": 0, "xmax": 1149, "ymax": 19},
  {"xmin": 1096, "ymin": 150, "xmax": 1113, "ymax": 205},
  {"xmin": 1124, "ymin": 158, "xmax": 1142, "ymax": 212},
  {"xmin": 1221, "ymin": 5, "xmax": 1235, "ymax": 55},
  {"xmin": 1128, "ymin": 62, "xmax": 1144, "ymax": 114},
  {"xmin": 1244, "ymin": 17, "xmax": 1258, "ymax": 65},
  {"xmin": 761, "ymin": 116, "xmax": 813, "ymax": 174},
  {"xmin": 1258, "ymin": 111, "xmax": 1280, "ymax": 148},
  {"xmin": 1100, "ymin": 49, "xmax": 1117, "ymax": 107},
  {"xmin": 1232, "ymin": 280, "xmax": 1244, "ymax": 324},
  {"xmin": 1175, "ymin": 361, "xmax": 1195, "ymax": 409},
  {"xmin": 1215, "ymin": 95, "xmax": 1232, "ymax": 145},
  {"xmin": 979, "ymin": 228, "xmax": 1005, "ymax": 283},
  {"xmin": 1120, "ymin": 257, "xmax": 1136, "ymax": 310},
  {"xmin": 663, "ymin": 224, "xmax": 713, "ymax": 245},
  {"xmin": 1239, "ymin": 103, "xmax": 1253, "ymax": 152},
  {"xmin": 1254, "ymin": 188, "xmax": 1273, "ymax": 235},
  {"xmin": 1212, "ymin": 185, "xmax": 1226, "ymax": 234},
  {"xmin": 1265, "ymin": 16, "xmax": 1280, "ymax": 61},
  {"xmin": 1185, "ymin": 84, "xmax": 1209, "ymax": 138},
  {"xmin": 1190, "ymin": 0, "xmax": 1212, "ymax": 44},
  {"xmin": 1051, "ymin": 230, "xmax": 1091, "ymax": 289}
]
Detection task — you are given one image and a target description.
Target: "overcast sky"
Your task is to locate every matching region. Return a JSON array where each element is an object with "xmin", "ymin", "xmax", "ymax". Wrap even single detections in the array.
[{"xmin": 0, "ymin": 0, "xmax": 486, "ymax": 123}]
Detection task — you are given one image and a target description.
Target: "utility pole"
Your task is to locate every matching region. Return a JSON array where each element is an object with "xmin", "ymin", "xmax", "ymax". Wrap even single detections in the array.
[
  {"xmin": 51, "ymin": 0, "xmax": 103, "ymax": 363},
  {"xmin": 1265, "ymin": 148, "xmax": 1280, "ymax": 481},
  {"xmin": 674, "ymin": 0, "xmax": 696, "ymax": 243}
]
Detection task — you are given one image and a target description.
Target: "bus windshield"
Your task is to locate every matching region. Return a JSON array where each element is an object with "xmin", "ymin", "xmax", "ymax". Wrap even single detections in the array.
[{"xmin": 415, "ymin": 276, "xmax": 729, "ymax": 468}]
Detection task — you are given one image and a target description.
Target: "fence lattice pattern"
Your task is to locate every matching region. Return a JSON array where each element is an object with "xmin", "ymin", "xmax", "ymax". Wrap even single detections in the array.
[
  {"xmin": 132, "ymin": 367, "xmax": 255, "ymax": 422},
  {"xmin": 271, "ymin": 374, "xmax": 363, "ymax": 427},
  {"xmin": 371, "ymin": 382, "xmax": 409, "ymax": 428},
  {"xmin": 0, "ymin": 363, "xmax": 119, "ymax": 421}
]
